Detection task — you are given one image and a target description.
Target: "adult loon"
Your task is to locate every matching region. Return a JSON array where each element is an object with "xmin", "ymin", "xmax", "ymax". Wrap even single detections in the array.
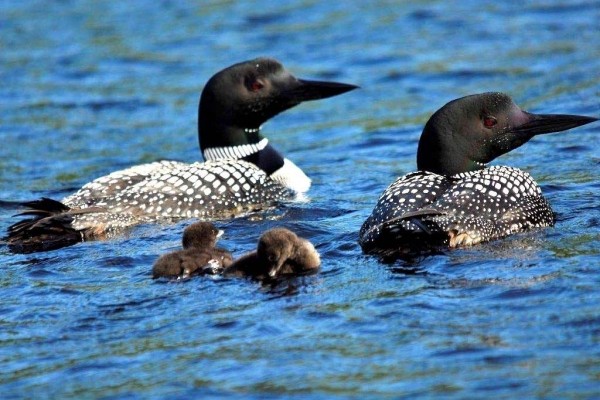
[
  {"xmin": 152, "ymin": 222, "xmax": 232, "ymax": 279},
  {"xmin": 223, "ymin": 227, "xmax": 320, "ymax": 280},
  {"xmin": 6, "ymin": 58, "xmax": 357, "ymax": 253},
  {"xmin": 359, "ymin": 92, "xmax": 597, "ymax": 256}
]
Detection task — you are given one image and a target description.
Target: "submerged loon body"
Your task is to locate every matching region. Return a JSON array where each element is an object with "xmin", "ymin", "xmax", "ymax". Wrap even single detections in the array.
[
  {"xmin": 359, "ymin": 92, "xmax": 597, "ymax": 256},
  {"xmin": 6, "ymin": 58, "xmax": 357, "ymax": 253}
]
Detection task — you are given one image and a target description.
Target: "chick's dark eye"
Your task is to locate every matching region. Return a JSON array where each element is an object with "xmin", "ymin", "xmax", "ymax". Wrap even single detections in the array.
[
  {"xmin": 483, "ymin": 116, "xmax": 497, "ymax": 128},
  {"xmin": 250, "ymin": 80, "xmax": 264, "ymax": 92}
]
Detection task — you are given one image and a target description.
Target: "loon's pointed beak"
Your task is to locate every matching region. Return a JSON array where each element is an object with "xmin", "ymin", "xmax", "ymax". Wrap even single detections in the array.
[
  {"xmin": 511, "ymin": 112, "xmax": 598, "ymax": 136},
  {"xmin": 284, "ymin": 78, "xmax": 359, "ymax": 102}
]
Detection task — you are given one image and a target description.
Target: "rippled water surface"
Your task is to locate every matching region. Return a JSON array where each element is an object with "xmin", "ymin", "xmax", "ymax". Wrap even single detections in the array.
[{"xmin": 1, "ymin": 1, "xmax": 599, "ymax": 398}]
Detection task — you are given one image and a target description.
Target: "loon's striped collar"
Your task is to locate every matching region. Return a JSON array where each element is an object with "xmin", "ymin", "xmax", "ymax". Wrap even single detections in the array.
[{"xmin": 203, "ymin": 137, "xmax": 269, "ymax": 161}]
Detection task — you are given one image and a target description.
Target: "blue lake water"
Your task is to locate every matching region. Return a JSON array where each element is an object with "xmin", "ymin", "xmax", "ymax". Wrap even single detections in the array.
[{"xmin": 1, "ymin": 0, "xmax": 599, "ymax": 398}]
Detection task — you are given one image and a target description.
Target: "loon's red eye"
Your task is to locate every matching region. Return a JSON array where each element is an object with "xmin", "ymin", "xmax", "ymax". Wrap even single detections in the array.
[
  {"xmin": 250, "ymin": 80, "xmax": 264, "ymax": 92},
  {"xmin": 483, "ymin": 116, "xmax": 497, "ymax": 128}
]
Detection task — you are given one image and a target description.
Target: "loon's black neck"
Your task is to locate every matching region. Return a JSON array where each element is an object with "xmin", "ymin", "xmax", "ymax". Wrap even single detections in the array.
[
  {"xmin": 417, "ymin": 114, "xmax": 485, "ymax": 176},
  {"xmin": 199, "ymin": 118, "xmax": 264, "ymax": 149},
  {"xmin": 241, "ymin": 143, "xmax": 285, "ymax": 175}
]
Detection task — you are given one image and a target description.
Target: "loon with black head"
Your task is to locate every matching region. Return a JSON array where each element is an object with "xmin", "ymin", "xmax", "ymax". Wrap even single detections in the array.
[
  {"xmin": 6, "ymin": 58, "xmax": 357, "ymax": 253},
  {"xmin": 359, "ymin": 92, "xmax": 598, "ymax": 256}
]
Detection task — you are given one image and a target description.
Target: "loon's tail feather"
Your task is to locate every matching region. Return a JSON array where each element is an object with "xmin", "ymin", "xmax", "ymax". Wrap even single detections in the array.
[
  {"xmin": 382, "ymin": 208, "xmax": 446, "ymax": 233},
  {"xmin": 5, "ymin": 198, "xmax": 88, "ymax": 254},
  {"xmin": 361, "ymin": 208, "xmax": 497, "ymax": 257},
  {"xmin": 360, "ymin": 208, "xmax": 450, "ymax": 256}
]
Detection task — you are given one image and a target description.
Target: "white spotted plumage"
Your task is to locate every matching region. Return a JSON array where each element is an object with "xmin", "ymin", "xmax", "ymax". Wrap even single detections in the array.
[
  {"xmin": 63, "ymin": 159, "xmax": 293, "ymax": 231},
  {"xmin": 359, "ymin": 165, "xmax": 554, "ymax": 252}
]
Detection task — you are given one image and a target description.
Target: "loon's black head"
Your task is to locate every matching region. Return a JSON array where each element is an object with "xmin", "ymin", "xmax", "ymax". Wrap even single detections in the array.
[
  {"xmin": 198, "ymin": 57, "xmax": 358, "ymax": 152},
  {"xmin": 417, "ymin": 92, "xmax": 598, "ymax": 176},
  {"xmin": 181, "ymin": 222, "xmax": 222, "ymax": 249}
]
